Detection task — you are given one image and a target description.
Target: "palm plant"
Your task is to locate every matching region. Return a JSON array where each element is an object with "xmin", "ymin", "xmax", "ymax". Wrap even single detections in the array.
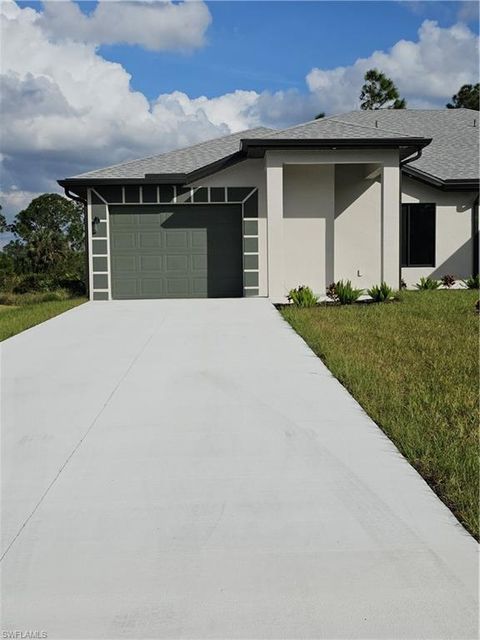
[{"xmin": 367, "ymin": 282, "xmax": 393, "ymax": 302}]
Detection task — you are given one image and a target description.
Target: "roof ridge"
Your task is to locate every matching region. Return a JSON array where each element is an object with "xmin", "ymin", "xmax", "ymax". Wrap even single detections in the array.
[
  {"xmin": 327, "ymin": 116, "xmax": 419, "ymax": 138},
  {"xmin": 77, "ymin": 126, "xmax": 272, "ymax": 177},
  {"xmin": 259, "ymin": 114, "xmax": 421, "ymax": 140},
  {"xmin": 260, "ymin": 110, "xmax": 351, "ymax": 138}
]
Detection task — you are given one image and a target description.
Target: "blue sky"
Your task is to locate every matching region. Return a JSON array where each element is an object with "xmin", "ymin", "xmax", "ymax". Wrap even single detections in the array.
[
  {"xmin": 106, "ymin": 1, "xmax": 479, "ymax": 98},
  {"xmin": 1, "ymin": 0, "xmax": 478, "ymax": 229},
  {"xmin": 18, "ymin": 1, "xmax": 479, "ymax": 99}
]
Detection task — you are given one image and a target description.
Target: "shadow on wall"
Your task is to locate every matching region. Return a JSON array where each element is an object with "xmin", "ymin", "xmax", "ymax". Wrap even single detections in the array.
[
  {"xmin": 403, "ymin": 238, "xmax": 474, "ymax": 286},
  {"xmin": 334, "ymin": 164, "xmax": 381, "ymax": 219},
  {"xmin": 334, "ymin": 164, "xmax": 382, "ymax": 287},
  {"xmin": 283, "ymin": 164, "xmax": 335, "ymax": 289},
  {"xmin": 430, "ymin": 238, "xmax": 473, "ymax": 280},
  {"xmin": 162, "ymin": 206, "xmax": 243, "ymax": 298}
]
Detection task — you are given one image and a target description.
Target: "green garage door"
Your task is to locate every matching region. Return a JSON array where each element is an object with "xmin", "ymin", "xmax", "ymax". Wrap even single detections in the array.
[{"xmin": 109, "ymin": 204, "xmax": 243, "ymax": 299}]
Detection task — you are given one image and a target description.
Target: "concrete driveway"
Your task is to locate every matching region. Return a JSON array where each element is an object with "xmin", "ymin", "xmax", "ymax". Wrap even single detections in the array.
[{"xmin": 1, "ymin": 299, "xmax": 477, "ymax": 639}]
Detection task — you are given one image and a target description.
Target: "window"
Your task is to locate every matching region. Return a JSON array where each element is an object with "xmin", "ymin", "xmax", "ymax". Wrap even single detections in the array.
[{"xmin": 401, "ymin": 203, "xmax": 436, "ymax": 267}]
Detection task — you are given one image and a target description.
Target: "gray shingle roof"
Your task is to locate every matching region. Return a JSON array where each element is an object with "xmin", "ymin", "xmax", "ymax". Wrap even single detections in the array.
[
  {"xmin": 71, "ymin": 127, "xmax": 272, "ymax": 180},
  {"xmin": 261, "ymin": 117, "xmax": 423, "ymax": 140},
  {"xmin": 327, "ymin": 109, "xmax": 479, "ymax": 181},
  {"xmin": 64, "ymin": 110, "xmax": 479, "ymax": 184}
]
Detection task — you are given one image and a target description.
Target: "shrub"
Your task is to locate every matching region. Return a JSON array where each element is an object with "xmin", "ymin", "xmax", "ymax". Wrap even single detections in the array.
[
  {"xmin": 334, "ymin": 280, "xmax": 363, "ymax": 305},
  {"xmin": 0, "ymin": 272, "xmax": 23, "ymax": 294},
  {"xmin": 0, "ymin": 289, "xmax": 71, "ymax": 306},
  {"xmin": 3, "ymin": 271, "xmax": 86, "ymax": 295},
  {"xmin": 326, "ymin": 282, "xmax": 338, "ymax": 302},
  {"xmin": 39, "ymin": 290, "xmax": 71, "ymax": 302},
  {"xmin": 12, "ymin": 273, "xmax": 56, "ymax": 293},
  {"xmin": 287, "ymin": 285, "xmax": 318, "ymax": 308},
  {"xmin": 463, "ymin": 274, "xmax": 480, "ymax": 290},
  {"xmin": 441, "ymin": 274, "xmax": 456, "ymax": 288},
  {"xmin": 367, "ymin": 282, "xmax": 393, "ymax": 302},
  {"xmin": 415, "ymin": 277, "xmax": 440, "ymax": 290},
  {"xmin": 0, "ymin": 292, "xmax": 17, "ymax": 306},
  {"xmin": 400, "ymin": 278, "xmax": 407, "ymax": 290},
  {"xmin": 56, "ymin": 277, "xmax": 87, "ymax": 296}
]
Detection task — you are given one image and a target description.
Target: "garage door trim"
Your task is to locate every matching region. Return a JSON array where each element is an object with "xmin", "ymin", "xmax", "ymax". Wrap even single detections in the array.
[{"xmin": 87, "ymin": 186, "xmax": 259, "ymax": 300}]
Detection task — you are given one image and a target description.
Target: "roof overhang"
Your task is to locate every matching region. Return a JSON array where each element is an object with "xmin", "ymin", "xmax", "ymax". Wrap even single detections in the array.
[
  {"xmin": 57, "ymin": 152, "xmax": 246, "ymax": 195},
  {"xmin": 240, "ymin": 136, "xmax": 432, "ymax": 160},
  {"xmin": 402, "ymin": 165, "xmax": 480, "ymax": 191},
  {"xmin": 66, "ymin": 134, "xmax": 480, "ymax": 200},
  {"xmin": 58, "ymin": 174, "xmax": 186, "ymax": 188}
]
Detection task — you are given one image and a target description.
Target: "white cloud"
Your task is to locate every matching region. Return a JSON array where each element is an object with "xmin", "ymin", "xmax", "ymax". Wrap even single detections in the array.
[
  {"xmin": 0, "ymin": 189, "xmax": 42, "ymax": 230},
  {"xmin": 39, "ymin": 0, "xmax": 212, "ymax": 51},
  {"xmin": 307, "ymin": 20, "xmax": 479, "ymax": 113},
  {"xmin": 0, "ymin": 0, "xmax": 478, "ymax": 219},
  {"xmin": 0, "ymin": 0, "xmax": 225, "ymax": 196}
]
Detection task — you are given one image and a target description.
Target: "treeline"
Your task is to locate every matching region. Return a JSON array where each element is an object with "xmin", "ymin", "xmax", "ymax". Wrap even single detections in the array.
[{"xmin": 0, "ymin": 194, "xmax": 86, "ymax": 295}]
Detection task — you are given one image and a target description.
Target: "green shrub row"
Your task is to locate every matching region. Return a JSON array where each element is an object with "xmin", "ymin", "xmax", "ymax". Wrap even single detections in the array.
[
  {"xmin": 288, "ymin": 273, "xmax": 479, "ymax": 308},
  {"xmin": 288, "ymin": 280, "xmax": 392, "ymax": 307},
  {"xmin": 0, "ymin": 272, "xmax": 86, "ymax": 296},
  {"xmin": 415, "ymin": 274, "xmax": 480, "ymax": 290}
]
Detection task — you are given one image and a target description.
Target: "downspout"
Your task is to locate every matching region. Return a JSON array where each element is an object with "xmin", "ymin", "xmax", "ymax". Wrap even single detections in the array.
[
  {"xmin": 63, "ymin": 187, "xmax": 89, "ymax": 299},
  {"xmin": 398, "ymin": 147, "xmax": 424, "ymax": 286},
  {"xmin": 400, "ymin": 147, "xmax": 423, "ymax": 169},
  {"xmin": 473, "ymin": 195, "xmax": 479, "ymax": 277}
]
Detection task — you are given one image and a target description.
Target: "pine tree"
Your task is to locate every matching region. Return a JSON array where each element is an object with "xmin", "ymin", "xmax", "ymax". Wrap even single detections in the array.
[{"xmin": 360, "ymin": 69, "xmax": 406, "ymax": 110}]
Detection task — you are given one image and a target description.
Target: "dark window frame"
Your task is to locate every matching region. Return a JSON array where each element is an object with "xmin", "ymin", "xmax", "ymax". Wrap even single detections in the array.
[{"xmin": 401, "ymin": 202, "xmax": 436, "ymax": 268}]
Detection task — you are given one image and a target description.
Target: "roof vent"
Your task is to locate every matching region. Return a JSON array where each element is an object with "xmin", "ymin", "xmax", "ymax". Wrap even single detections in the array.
[
  {"xmin": 375, "ymin": 120, "xmax": 378, "ymax": 128},
  {"xmin": 474, "ymin": 119, "xmax": 477, "ymax": 127}
]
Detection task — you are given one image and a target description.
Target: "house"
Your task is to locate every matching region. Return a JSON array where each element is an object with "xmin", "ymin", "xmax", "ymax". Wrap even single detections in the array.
[{"xmin": 59, "ymin": 109, "xmax": 479, "ymax": 302}]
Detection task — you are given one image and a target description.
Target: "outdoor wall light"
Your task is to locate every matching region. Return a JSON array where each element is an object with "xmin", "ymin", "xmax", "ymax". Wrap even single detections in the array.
[{"xmin": 92, "ymin": 216, "xmax": 100, "ymax": 235}]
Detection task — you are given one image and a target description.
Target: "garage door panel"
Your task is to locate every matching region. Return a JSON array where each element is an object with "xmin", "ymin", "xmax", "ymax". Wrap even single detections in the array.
[
  {"xmin": 165, "ymin": 230, "xmax": 189, "ymax": 248},
  {"xmin": 112, "ymin": 255, "xmax": 136, "ymax": 272},
  {"xmin": 191, "ymin": 230, "xmax": 207, "ymax": 248},
  {"xmin": 139, "ymin": 232, "xmax": 161, "ymax": 249},
  {"xmin": 109, "ymin": 204, "xmax": 242, "ymax": 299},
  {"xmin": 165, "ymin": 278, "xmax": 191, "ymax": 296},
  {"xmin": 111, "ymin": 213, "xmax": 136, "ymax": 227},
  {"xmin": 112, "ymin": 233, "xmax": 136, "ymax": 250},
  {"xmin": 114, "ymin": 279, "xmax": 138, "ymax": 297},
  {"xmin": 191, "ymin": 254, "xmax": 207, "ymax": 271},
  {"xmin": 140, "ymin": 279, "xmax": 164, "ymax": 297},
  {"xmin": 192, "ymin": 278, "xmax": 208, "ymax": 296},
  {"xmin": 140, "ymin": 255, "xmax": 162, "ymax": 271},
  {"xmin": 138, "ymin": 212, "xmax": 161, "ymax": 226},
  {"xmin": 165, "ymin": 255, "xmax": 189, "ymax": 272}
]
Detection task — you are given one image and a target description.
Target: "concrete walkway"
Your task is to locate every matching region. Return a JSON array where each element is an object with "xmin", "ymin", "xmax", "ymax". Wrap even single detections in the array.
[{"xmin": 1, "ymin": 299, "xmax": 477, "ymax": 639}]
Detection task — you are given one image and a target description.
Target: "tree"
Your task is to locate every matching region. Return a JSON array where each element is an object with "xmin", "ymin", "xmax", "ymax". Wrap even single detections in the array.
[
  {"xmin": 0, "ymin": 205, "xmax": 7, "ymax": 234},
  {"xmin": 5, "ymin": 193, "xmax": 85, "ymax": 281},
  {"xmin": 446, "ymin": 84, "xmax": 479, "ymax": 110},
  {"xmin": 360, "ymin": 69, "xmax": 406, "ymax": 110}
]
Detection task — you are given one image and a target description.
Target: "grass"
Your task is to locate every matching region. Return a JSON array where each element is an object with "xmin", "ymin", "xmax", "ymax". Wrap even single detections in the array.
[
  {"xmin": 280, "ymin": 290, "xmax": 479, "ymax": 539},
  {"xmin": 0, "ymin": 294, "xmax": 86, "ymax": 341}
]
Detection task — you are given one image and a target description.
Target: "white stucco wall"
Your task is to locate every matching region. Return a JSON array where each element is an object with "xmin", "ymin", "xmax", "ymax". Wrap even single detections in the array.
[
  {"xmin": 334, "ymin": 164, "xmax": 382, "ymax": 288},
  {"xmin": 264, "ymin": 149, "xmax": 401, "ymax": 300},
  {"xmin": 401, "ymin": 177, "xmax": 477, "ymax": 287},
  {"xmin": 191, "ymin": 159, "xmax": 268, "ymax": 296},
  {"xmin": 283, "ymin": 164, "xmax": 334, "ymax": 295},
  {"xmin": 190, "ymin": 153, "xmax": 476, "ymax": 298}
]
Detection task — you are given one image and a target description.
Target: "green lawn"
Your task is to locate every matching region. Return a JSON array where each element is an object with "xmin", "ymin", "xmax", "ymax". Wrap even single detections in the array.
[
  {"xmin": 280, "ymin": 290, "xmax": 479, "ymax": 539},
  {"xmin": 0, "ymin": 297, "xmax": 86, "ymax": 342}
]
